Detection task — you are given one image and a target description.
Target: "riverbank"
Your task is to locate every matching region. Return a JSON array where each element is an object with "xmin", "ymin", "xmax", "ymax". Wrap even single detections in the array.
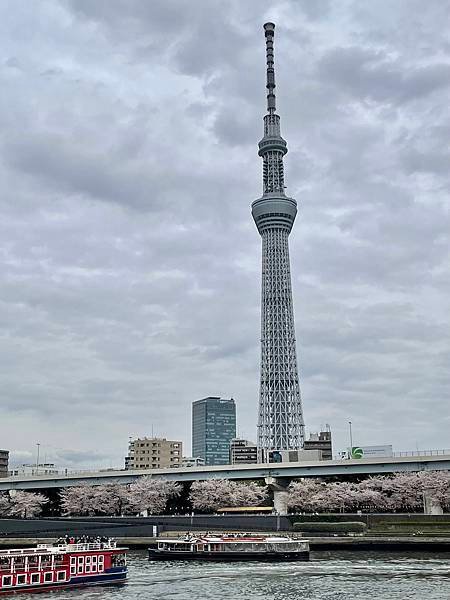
[{"xmin": 3, "ymin": 535, "xmax": 450, "ymax": 552}]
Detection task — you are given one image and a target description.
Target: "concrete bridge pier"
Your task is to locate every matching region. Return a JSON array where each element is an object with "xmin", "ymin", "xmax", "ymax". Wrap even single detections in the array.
[
  {"xmin": 423, "ymin": 492, "xmax": 444, "ymax": 515},
  {"xmin": 265, "ymin": 476, "xmax": 290, "ymax": 515}
]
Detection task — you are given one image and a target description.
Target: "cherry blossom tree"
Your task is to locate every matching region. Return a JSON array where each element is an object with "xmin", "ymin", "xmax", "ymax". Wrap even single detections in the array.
[
  {"xmin": 355, "ymin": 481, "xmax": 389, "ymax": 511},
  {"xmin": 0, "ymin": 493, "xmax": 11, "ymax": 516},
  {"xmin": 94, "ymin": 484, "xmax": 131, "ymax": 516},
  {"xmin": 60, "ymin": 485, "xmax": 103, "ymax": 516},
  {"xmin": 314, "ymin": 482, "xmax": 359, "ymax": 512},
  {"xmin": 190, "ymin": 479, "xmax": 235, "ymax": 512},
  {"xmin": 189, "ymin": 480, "xmax": 268, "ymax": 512},
  {"xmin": 228, "ymin": 481, "xmax": 267, "ymax": 507},
  {"xmin": 380, "ymin": 473, "xmax": 423, "ymax": 511},
  {"xmin": 417, "ymin": 471, "xmax": 450, "ymax": 507},
  {"xmin": 128, "ymin": 478, "xmax": 180, "ymax": 515},
  {"xmin": 287, "ymin": 479, "xmax": 324, "ymax": 512},
  {"xmin": 7, "ymin": 491, "xmax": 48, "ymax": 518}
]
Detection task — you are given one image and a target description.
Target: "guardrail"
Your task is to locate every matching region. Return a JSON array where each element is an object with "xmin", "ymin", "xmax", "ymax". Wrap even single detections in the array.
[{"xmin": 10, "ymin": 451, "xmax": 450, "ymax": 478}]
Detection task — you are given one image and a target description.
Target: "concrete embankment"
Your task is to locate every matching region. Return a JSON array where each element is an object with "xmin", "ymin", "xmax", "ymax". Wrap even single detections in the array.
[{"xmin": 3, "ymin": 536, "xmax": 450, "ymax": 552}]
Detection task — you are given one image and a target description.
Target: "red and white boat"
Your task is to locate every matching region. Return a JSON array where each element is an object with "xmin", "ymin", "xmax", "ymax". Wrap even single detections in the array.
[{"xmin": 0, "ymin": 538, "xmax": 127, "ymax": 594}]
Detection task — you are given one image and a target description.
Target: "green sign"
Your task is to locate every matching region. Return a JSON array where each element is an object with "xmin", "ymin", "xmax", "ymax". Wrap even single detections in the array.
[{"xmin": 351, "ymin": 447, "xmax": 364, "ymax": 459}]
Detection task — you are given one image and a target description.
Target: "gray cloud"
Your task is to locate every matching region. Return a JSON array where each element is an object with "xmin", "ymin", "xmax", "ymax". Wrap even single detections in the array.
[
  {"xmin": 318, "ymin": 47, "xmax": 450, "ymax": 104},
  {"xmin": 0, "ymin": 0, "xmax": 449, "ymax": 467}
]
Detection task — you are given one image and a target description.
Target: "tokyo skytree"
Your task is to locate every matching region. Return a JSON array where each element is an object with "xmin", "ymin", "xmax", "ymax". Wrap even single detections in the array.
[{"xmin": 252, "ymin": 23, "xmax": 305, "ymax": 452}]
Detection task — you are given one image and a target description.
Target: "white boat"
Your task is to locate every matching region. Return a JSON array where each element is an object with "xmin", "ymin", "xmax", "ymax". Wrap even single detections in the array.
[{"xmin": 148, "ymin": 533, "xmax": 309, "ymax": 561}]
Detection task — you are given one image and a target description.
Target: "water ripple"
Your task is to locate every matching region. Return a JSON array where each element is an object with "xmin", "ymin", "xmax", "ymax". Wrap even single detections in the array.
[{"xmin": 15, "ymin": 550, "xmax": 450, "ymax": 600}]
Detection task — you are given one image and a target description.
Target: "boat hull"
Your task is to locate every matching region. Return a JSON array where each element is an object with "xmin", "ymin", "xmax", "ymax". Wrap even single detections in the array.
[
  {"xmin": 148, "ymin": 550, "xmax": 309, "ymax": 562},
  {"xmin": 0, "ymin": 571, "xmax": 127, "ymax": 595}
]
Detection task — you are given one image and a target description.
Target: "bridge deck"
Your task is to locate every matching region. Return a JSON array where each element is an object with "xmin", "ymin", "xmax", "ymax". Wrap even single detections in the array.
[{"xmin": 1, "ymin": 455, "xmax": 450, "ymax": 490}]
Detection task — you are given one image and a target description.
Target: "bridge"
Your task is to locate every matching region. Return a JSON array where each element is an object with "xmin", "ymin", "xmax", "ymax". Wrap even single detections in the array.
[{"xmin": 1, "ymin": 454, "xmax": 450, "ymax": 492}]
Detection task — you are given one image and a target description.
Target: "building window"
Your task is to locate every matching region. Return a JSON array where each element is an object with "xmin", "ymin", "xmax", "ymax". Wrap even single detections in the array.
[
  {"xmin": 57, "ymin": 571, "xmax": 66, "ymax": 582},
  {"xmin": 30, "ymin": 573, "xmax": 40, "ymax": 584},
  {"xmin": 16, "ymin": 574, "xmax": 26, "ymax": 585},
  {"xmin": 44, "ymin": 572, "xmax": 53, "ymax": 583}
]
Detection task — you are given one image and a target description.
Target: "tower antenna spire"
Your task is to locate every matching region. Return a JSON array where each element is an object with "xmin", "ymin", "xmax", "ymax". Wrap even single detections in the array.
[{"xmin": 264, "ymin": 22, "xmax": 277, "ymax": 114}]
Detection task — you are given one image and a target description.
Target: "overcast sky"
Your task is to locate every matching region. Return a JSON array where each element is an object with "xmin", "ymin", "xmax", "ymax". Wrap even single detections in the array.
[{"xmin": 1, "ymin": 0, "xmax": 449, "ymax": 469}]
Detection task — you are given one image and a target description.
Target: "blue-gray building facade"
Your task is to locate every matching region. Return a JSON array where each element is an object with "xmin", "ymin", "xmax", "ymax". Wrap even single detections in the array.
[{"xmin": 192, "ymin": 397, "xmax": 236, "ymax": 465}]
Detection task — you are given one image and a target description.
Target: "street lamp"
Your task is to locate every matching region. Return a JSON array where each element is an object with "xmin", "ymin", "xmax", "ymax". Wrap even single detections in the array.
[
  {"xmin": 348, "ymin": 422, "xmax": 353, "ymax": 458},
  {"xmin": 36, "ymin": 443, "xmax": 40, "ymax": 475}
]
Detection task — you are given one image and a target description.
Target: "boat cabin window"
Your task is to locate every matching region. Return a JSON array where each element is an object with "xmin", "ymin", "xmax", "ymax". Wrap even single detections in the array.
[
  {"xmin": 16, "ymin": 574, "xmax": 26, "ymax": 585},
  {"xmin": 57, "ymin": 571, "xmax": 66, "ymax": 582},
  {"xmin": 111, "ymin": 553, "xmax": 126, "ymax": 567},
  {"xmin": 98, "ymin": 555, "xmax": 104, "ymax": 572},
  {"xmin": 44, "ymin": 572, "xmax": 53, "ymax": 583},
  {"xmin": 28, "ymin": 556, "xmax": 39, "ymax": 569},
  {"xmin": 30, "ymin": 573, "xmax": 40, "ymax": 584},
  {"xmin": 41, "ymin": 555, "xmax": 52, "ymax": 567},
  {"xmin": 77, "ymin": 556, "xmax": 84, "ymax": 573},
  {"xmin": 0, "ymin": 557, "xmax": 11, "ymax": 571},
  {"xmin": 2, "ymin": 575, "xmax": 12, "ymax": 587}
]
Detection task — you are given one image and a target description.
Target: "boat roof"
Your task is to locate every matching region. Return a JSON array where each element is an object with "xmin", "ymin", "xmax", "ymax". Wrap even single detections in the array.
[
  {"xmin": 0, "ymin": 542, "xmax": 126, "ymax": 557},
  {"xmin": 158, "ymin": 534, "xmax": 304, "ymax": 544}
]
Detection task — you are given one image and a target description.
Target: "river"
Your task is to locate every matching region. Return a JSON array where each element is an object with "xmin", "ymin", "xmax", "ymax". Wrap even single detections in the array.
[{"xmin": 17, "ymin": 550, "xmax": 450, "ymax": 599}]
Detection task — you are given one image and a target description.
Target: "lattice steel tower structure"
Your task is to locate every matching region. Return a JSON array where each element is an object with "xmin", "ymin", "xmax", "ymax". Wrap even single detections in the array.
[{"xmin": 252, "ymin": 23, "xmax": 305, "ymax": 452}]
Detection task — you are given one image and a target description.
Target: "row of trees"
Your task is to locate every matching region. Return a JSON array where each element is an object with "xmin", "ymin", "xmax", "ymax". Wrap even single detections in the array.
[
  {"xmin": 58, "ymin": 478, "xmax": 267, "ymax": 516},
  {"xmin": 287, "ymin": 471, "xmax": 450, "ymax": 512},
  {"xmin": 1, "ymin": 472, "xmax": 449, "ymax": 517}
]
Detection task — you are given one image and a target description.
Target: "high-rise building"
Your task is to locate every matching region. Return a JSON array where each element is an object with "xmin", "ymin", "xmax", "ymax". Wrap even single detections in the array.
[
  {"xmin": 192, "ymin": 397, "xmax": 236, "ymax": 465},
  {"xmin": 252, "ymin": 23, "xmax": 305, "ymax": 453},
  {"xmin": 0, "ymin": 450, "xmax": 8, "ymax": 478},
  {"xmin": 230, "ymin": 438, "xmax": 258, "ymax": 465},
  {"xmin": 125, "ymin": 437, "xmax": 182, "ymax": 470},
  {"xmin": 304, "ymin": 428, "xmax": 333, "ymax": 460}
]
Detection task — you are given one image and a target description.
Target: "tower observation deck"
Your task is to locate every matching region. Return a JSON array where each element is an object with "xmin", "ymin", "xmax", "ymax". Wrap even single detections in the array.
[{"xmin": 252, "ymin": 23, "xmax": 305, "ymax": 452}]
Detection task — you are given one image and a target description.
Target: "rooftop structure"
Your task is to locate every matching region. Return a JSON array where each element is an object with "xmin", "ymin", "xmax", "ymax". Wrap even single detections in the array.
[
  {"xmin": 230, "ymin": 438, "xmax": 258, "ymax": 465},
  {"xmin": 304, "ymin": 427, "xmax": 333, "ymax": 460}
]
